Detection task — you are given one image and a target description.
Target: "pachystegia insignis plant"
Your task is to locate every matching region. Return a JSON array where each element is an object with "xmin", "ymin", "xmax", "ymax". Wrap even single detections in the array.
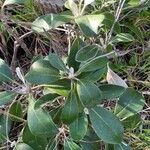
[{"xmin": 0, "ymin": 0, "xmax": 147, "ymax": 149}]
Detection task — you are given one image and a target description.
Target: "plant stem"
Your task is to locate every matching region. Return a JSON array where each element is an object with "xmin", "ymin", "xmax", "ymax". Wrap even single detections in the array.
[{"xmin": 105, "ymin": 0, "xmax": 126, "ymax": 45}]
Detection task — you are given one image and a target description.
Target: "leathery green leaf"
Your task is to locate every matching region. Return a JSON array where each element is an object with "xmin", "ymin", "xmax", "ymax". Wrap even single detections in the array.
[
  {"xmin": 9, "ymin": 101, "xmax": 23, "ymax": 122},
  {"xmin": 114, "ymin": 142, "xmax": 132, "ymax": 150},
  {"xmin": 22, "ymin": 125, "xmax": 48, "ymax": 150},
  {"xmin": 77, "ymin": 56, "xmax": 108, "ymax": 74},
  {"xmin": 34, "ymin": 93, "xmax": 59, "ymax": 109},
  {"xmin": 32, "ymin": 12, "xmax": 73, "ymax": 33},
  {"xmin": 65, "ymin": 0, "xmax": 79, "ymax": 16},
  {"xmin": 99, "ymin": 84, "xmax": 125, "ymax": 100},
  {"xmin": 61, "ymin": 89, "xmax": 79, "ymax": 124},
  {"xmin": 0, "ymin": 59, "xmax": 13, "ymax": 83},
  {"xmin": 15, "ymin": 143, "xmax": 33, "ymax": 150},
  {"xmin": 115, "ymin": 88, "xmax": 145, "ymax": 119},
  {"xmin": 110, "ymin": 33, "xmax": 134, "ymax": 43},
  {"xmin": 50, "ymin": 107, "xmax": 62, "ymax": 125},
  {"xmin": 25, "ymin": 59, "xmax": 60, "ymax": 85},
  {"xmin": 3, "ymin": 0, "xmax": 27, "ymax": 7},
  {"xmin": 76, "ymin": 80, "xmax": 102, "ymax": 107},
  {"xmin": 107, "ymin": 142, "xmax": 132, "ymax": 150},
  {"xmin": 0, "ymin": 115, "xmax": 12, "ymax": 143},
  {"xmin": 68, "ymin": 37, "xmax": 85, "ymax": 71},
  {"xmin": 0, "ymin": 91, "xmax": 17, "ymax": 106},
  {"xmin": 102, "ymin": 12, "xmax": 121, "ymax": 33},
  {"xmin": 78, "ymin": 67, "xmax": 106, "ymax": 82},
  {"xmin": 122, "ymin": 114, "xmax": 141, "ymax": 129},
  {"xmin": 64, "ymin": 139, "xmax": 82, "ymax": 150},
  {"xmin": 48, "ymin": 53, "xmax": 67, "ymax": 72},
  {"xmin": 27, "ymin": 97, "xmax": 58, "ymax": 137},
  {"xmin": 81, "ymin": 127, "xmax": 101, "ymax": 150},
  {"xmin": 43, "ymin": 79, "xmax": 71, "ymax": 97},
  {"xmin": 75, "ymin": 45, "xmax": 99, "ymax": 62},
  {"xmin": 75, "ymin": 14, "xmax": 105, "ymax": 37},
  {"xmin": 89, "ymin": 106, "xmax": 124, "ymax": 144},
  {"xmin": 69, "ymin": 112, "xmax": 88, "ymax": 141}
]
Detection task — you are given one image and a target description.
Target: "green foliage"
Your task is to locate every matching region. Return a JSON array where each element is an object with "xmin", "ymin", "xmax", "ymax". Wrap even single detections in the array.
[
  {"xmin": 69, "ymin": 112, "xmax": 88, "ymax": 141},
  {"xmin": 115, "ymin": 88, "xmax": 145, "ymax": 119},
  {"xmin": 43, "ymin": 79, "xmax": 71, "ymax": 96},
  {"xmin": 15, "ymin": 143, "xmax": 34, "ymax": 150},
  {"xmin": 32, "ymin": 12, "xmax": 73, "ymax": 33},
  {"xmin": 76, "ymin": 80, "xmax": 102, "ymax": 107},
  {"xmin": 0, "ymin": 59, "xmax": 13, "ymax": 82},
  {"xmin": 77, "ymin": 56, "xmax": 108, "ymax": 74},
  {"xmin": 9, "ymin": 101, "xmax": 23, "ymax": 122},
  {"xmin": 75, "ymin": 14, "xmax": 105, "ymax": 36},
  {"xmin": 67, "ymin": 37, "xmax": 85, "ymax": 71},
  {"xmin": 3, "ymin": 0, "xmax": 27, "ymax": 6},
  {"xmin": 107, "ymin": 142, "xmax": 132, "ymax": 150},
  {"xmin": 0, "ymin": 115, "xmax": 12, "ymax": 143},
  {"xmin": 122, "ymin": 114, "xmax": 141, "ymax": 129},
  {"xmin": 1, "ymin": 0, "xmax": 149, "ymax": 149},
  {"xmin": 64, "ymin": 139, "xmax": 82, "ymax": 150},
  {"xmin": 65, "ymin": 0, "xmax": 79, "ymax": 16},
  {"xmin": 0, "ymin": 47, "xmax": 144, "ymax": 149},
  {"xmin": 110, "ymin": 33, "xmax": 135, "ymax": 43},
  {"xmin": 22, "ymin": 125, "xmax": 48, "ymax": 150},
  {"xmin": 89, "ymin": 107, "xmax": 124, "ymax": 144},
  {"xmin": 25, "ymin": 59, "xmax": 60, "ymax": 84},
  {"xmin": 61, "ymin": 88, "xmax": 79, "ymax": 124},
  {"xmin": 99, "ymin": 84, "xmax": 125, "ymax": 99},
  {"xmin": 27, "ymin": 97, "xmax": 58, "ymax": 137},
  {"xmin": 75, "ymin": 45, "xmax": 99, "ymax": 62},
  {"xmin": 48, "ymin": 53, "xmax": 67, "ymax": 71},
  {"xmin": 34, "ymin": 93, "xmax": 59, "ymax": 109},
  {"xmin": 0, "ymin": 91, "xmax": 17, "ymax": 106}
]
